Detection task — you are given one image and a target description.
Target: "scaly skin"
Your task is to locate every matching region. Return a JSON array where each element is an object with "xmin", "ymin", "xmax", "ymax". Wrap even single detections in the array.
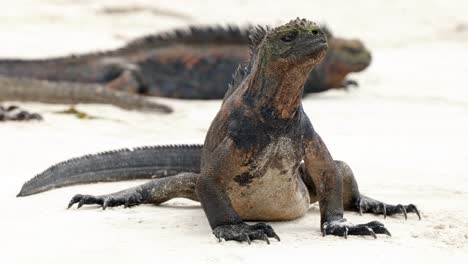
[
  {"xmin": 17, "ymin": 145, "xmax": 201, "ymax": 197},
  {"xmin": 18, "ymin": 19, "xmax": 419, "ymax": 244},
  {"xmin": 0, "ymin": 24, "xmax": 371, "ymax": 100},
  {"xmin": 0, "ymin": 76, "xmax": 172, "ymax": 113},
  {"xmin": 304, "ymin": 26, "xmax": 371, "ymax": 92}
]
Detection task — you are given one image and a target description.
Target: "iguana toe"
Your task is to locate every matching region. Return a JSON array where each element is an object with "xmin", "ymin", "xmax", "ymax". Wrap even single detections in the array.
[
  {"xmin": 357, "ymin": 196, "xmax": 421, "ymax": 220},
  {"xmin": 322, "ymin": 219, "xmax": 390, "ymax": 238},
  {"xmin": 68, "ymin": 192, "xmax": 144, "ymax": 209},
  {"xmin": 250, "ymin": 223, "xmax": 281, "ymax": 241},
  {"xmin": 340, "ymin": 79, "xmax": 359, "ymax": 90},
  {"xmin": 68, "ymin": 194, "xmax": 104, "ymax": 209},
  {"xmin": 212, "ymin": 223, "xmax": 279, "ymax": 244},
  {"xmin": 406, "ymin": 204, "xmax": 421, "ymax": 220},
  {"xmin": 365, "ymin": 221, "xmax": 392, "ymax": 236}
]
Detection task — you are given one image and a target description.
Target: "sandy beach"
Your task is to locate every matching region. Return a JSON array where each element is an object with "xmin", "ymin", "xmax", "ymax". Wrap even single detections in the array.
[{"xmin": 1, "ymin": 0, "xmax": 468, "ymax": 263}]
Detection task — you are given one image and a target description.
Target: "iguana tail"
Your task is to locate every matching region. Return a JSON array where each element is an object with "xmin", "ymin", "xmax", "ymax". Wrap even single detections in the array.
[
  {"xmin": 0, "ymin": 76, "xmax": 172, "ymax": 113},
  {"xmin": 17, "ymin": 144, "xmax": 202, "ymax": 197}
]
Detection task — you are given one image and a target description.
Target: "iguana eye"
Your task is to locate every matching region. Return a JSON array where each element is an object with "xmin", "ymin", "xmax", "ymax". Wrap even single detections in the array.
[{"xmin": 281, "ymin": 31, "xmax": 298, "ymax": 42}]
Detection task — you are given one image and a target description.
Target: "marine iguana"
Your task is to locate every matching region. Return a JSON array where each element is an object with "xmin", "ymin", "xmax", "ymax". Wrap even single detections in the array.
[
  {"xmin": 17, "ymin": 19, "xmax": 418, "ymax": 243},
  {"xmin": 0, "ymin": 24, "xmax": 371, "ymax": 100},
  {"xmin": 0, "ymin": 76, "xmax": 172, "ymax": 113}
]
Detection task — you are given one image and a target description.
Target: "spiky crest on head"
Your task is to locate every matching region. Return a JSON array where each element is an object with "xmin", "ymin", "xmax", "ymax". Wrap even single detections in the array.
[
  {"xmin": 248, "ymin": 25, "xmax": 270, "ymax": 54},
  {"xmin": 277, "ymin": 17, "xmax": 319, "ymax": 31},
  {"xmin": 247, "ymin": 18, "xmax": 319, "ymax": 56},
  {"xmin": 224, "ymin": 18, "xmax": 320, "ymax": 100}
]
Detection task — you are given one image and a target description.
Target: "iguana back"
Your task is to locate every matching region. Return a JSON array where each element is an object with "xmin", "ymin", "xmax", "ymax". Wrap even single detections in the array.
[{"xmin": 0, "ymin": 25, "xmax": 371, "ymax": 99}]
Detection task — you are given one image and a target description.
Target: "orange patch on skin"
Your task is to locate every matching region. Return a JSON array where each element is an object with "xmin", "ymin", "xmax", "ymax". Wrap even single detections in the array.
[{"xmin": 183, "ymin": 55, "xmax": 201, "ymax": 69}]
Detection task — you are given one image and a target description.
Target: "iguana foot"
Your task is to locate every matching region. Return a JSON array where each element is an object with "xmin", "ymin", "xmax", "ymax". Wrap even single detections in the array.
[
  {"xmin": 341, "ymin": 79, "xmax": 359, "ymax": 90},
  {"xmin": 345, "ymin": 79, "xmax": 358, "ymax": 86},
  {"xmin": 357, "ymin": 195, "xmax": 421, "ymax": 220},
  {"xmin": 322, "ymin": 219, "xmax": 390, "ymax": 239},
  {"xmin": 67, "ymin": 174, "xmax": 198, "ymax": 210},
  {"xmin": 212, "ymin": 223, "xmax": 280, "ymax": 244},
  {"xmin": 68, "ymin": 192, "xmax": 144, "ymax": 210}
]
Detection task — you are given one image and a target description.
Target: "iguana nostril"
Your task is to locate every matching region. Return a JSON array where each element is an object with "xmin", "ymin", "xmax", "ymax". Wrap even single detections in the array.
[{"xmin": 311, "ymin": 29, "xmax": 319, "ymax": 35}]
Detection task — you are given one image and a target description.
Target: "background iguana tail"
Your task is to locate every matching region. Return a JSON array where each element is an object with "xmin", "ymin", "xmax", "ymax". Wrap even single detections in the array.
[
  {"xmin": 17, "ymin": 144, "xmax": 202, "ymax": 197},
  {"xmin": 0, "ymin": 76, "xmax": 172, "ymax": 113}
]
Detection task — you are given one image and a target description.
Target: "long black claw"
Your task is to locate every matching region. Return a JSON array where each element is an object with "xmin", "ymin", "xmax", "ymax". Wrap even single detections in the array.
[
  {"xmin": 67, "ymin": 195, "xmax": 80, "ymax": 209},
  {"xmin": 383, "ymin": 227, "xmax": 392, "ymax": 237},
  {"xmin": 408, "ymin": 204, "xmax": 421, "ymax": 220},
  {"xmin": 324, "ymin": 220, "xmax": 388, "ymax": 238},
  {"xmin": 357, "ymin": 196, "xmax": 420, "ymax": 220},
  {"xmin": 367, "ymin": 228, "xmax": 377, "ymax": 239},
  {"xmin": 213, "ymin": 232, "xmax": 222, "ymax": 243},
  {"xmin": 400, "ymin": 205, "xmax": 408, "ymax": 220},
  {"xmin": 365, "ymin": 221, "xmax": 391, "ymax": 236},
  {"xmin": 272, "ymin": 232, "xmax": 281, "ymax": 242},
  {"xmin": 322, "ymin": 223, "xmax": 328, "ymax": 237},
  {"xmin": 77, "ymin": 199, "xmax": 85, "ymax": 209},
  {"xmin": 213, "ymin": 223, "xmax": 279, "ymax": 244},
  {"xmin": 243, "ymin": 233, "xmax": 251, "ymax": 245},
  {"xmin": 415, "ymin": 207, "xmax": 421, "ymax": 220}
]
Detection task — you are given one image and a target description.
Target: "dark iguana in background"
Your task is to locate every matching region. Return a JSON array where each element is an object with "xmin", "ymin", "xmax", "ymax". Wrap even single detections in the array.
[
  {"xmin": 0, "ymin": 24, "xmax": 371, "ymax": 100},
  {"xmin": 18, "ymin": 19, "xmax": 417, "ymax": 244}
]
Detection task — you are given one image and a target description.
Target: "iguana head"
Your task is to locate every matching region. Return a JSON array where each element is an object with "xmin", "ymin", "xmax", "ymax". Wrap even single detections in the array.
[
  {"xmin": 301, "ymin": 26, "xmax": 372, "ymax": 93},
  {"xmin": 249, "ymin": 18, "xmax": 328, "ymax": 71},
  {"xmin": 235, "ymin": 19, "xmax": 328, "ymax": 118},
  {"xmin": 322, "ymin": 26, "xmax": 371, "ymax": 74}
]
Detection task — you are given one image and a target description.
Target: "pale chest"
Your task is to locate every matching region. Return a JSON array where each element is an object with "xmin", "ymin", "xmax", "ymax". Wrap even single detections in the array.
[{"xmin": 225, "ymin": 137, "xmax": 310, "ymax": 221}]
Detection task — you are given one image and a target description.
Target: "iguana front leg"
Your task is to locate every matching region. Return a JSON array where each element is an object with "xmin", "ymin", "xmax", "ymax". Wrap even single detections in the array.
[
  {"xmin": 337, "ymin": 161, "xmax": 421, "ymax": 220},
  {"xmin": 303, "ymin": 132, "xmax": 390, "ymax": 238},
  {"xmin": 196, "ymin": 140, "xmax": 279, "ymax": 244},
  {"xmin": 105, "ymin": 69, "xmax": 144, "ymax": 94},
  {"xmin": 68, "ymin": 172, "xmax": 199, "ymax": 209},
  {"xmin": 98, "ymin": 59, "xmax": 146, "ymax": 93}
]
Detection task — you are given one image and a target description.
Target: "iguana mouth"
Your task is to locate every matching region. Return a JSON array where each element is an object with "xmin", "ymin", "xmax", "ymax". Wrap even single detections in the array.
[
  {"xmin": 351, "ymin": 62, "xmax": 370, "ymax": 71},
  {"xmin": 282, "ymin": 39, "xmax": 327, "ymax": 59},
  {"xmin": 302, "ymin": 40, "xmax": 328, "ymax": 57}
]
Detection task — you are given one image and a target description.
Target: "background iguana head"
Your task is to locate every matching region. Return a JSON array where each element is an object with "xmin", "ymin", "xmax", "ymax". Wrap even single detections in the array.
[
  {"xmin": 322, "ymin": 26, "xmax": 372, "ymax": 73},
  {"xmin": 302, "ymin": 26, "xmax": 372, "ymax": 93},
  {"xmin": 249, "ymin": 18, "xmax": 328, "ymax": 72}
]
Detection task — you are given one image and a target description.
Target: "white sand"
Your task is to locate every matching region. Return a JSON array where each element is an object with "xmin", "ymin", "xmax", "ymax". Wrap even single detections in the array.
[{"xmin": 1, "ymin": 0, "xmax": 468, "ymax": 263}]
